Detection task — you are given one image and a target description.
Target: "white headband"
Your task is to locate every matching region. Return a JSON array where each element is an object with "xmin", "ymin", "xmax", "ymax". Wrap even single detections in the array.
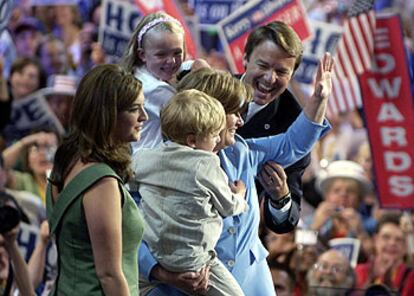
[{"xmin": 137, "ymin": 17, "xmax": 182, "ymax": 48}]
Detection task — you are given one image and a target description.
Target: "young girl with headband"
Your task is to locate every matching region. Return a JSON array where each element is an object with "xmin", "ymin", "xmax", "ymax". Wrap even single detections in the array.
[{"xmin": 122, "ymin": 12, "xmax": 187, "ymax": 151}]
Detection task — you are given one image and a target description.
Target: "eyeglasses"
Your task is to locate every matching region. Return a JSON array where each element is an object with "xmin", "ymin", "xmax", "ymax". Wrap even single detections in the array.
[
  {"xmin": 313, "ymin": 262, "xmax": 347, "ymax": 274},
  {"xmin": 28, "ymin": 144, "xmax": 57, "ymax": 162},
  {"xmin": 28, "ymin": 144, "xmax": 57, "ymax": 153}
]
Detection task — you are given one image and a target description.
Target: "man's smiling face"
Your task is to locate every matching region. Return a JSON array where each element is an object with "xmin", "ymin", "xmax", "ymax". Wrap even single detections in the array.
[{"xmin": 243, "ymin": 40, "xmax": 296, "ymax": 105}]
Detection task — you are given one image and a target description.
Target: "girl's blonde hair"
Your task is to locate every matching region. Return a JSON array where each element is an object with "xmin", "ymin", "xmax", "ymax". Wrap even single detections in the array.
[{"xmin": 121, "ymin": 12, "xmax": 185, "ymax": 73}]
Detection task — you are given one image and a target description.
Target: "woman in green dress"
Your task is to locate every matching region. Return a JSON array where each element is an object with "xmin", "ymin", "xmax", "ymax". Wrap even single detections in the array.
[{"xmin": 46, "ymin": 64, "xmax": 147, "ymax": 295}]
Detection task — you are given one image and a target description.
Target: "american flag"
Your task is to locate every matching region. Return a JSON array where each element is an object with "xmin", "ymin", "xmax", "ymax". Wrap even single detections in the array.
[{"xmin": 329, "ymin": 0, "xmax": 376, "ymax": 115}]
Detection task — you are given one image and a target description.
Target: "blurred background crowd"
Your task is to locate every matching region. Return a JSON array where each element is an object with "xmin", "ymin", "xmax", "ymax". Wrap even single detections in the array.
[{"xmin": 1, "ymin": 0, "xmax": 414, "ymax": 295}]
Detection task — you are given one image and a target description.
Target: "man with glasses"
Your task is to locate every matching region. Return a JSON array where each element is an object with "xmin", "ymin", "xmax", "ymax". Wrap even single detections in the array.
[{"xmin": 307, "ymin": 249, "xmax": 355, "ymax": 296}]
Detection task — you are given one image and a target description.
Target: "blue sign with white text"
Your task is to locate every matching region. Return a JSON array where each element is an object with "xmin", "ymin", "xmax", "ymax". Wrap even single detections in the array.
[{"xmin": 190, "ymin": 0, "xmax": 247, "ymax": 25}]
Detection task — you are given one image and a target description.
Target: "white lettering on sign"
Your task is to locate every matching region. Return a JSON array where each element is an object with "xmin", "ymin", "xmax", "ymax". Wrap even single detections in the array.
[
  {"xmin": 384, "ymin": 151, "xmax": 412, "ymax": 172},
  {"xmin": 389, "ymin": 176, "xmax": 414, "ymax": 196},
  {"xmin": 224, "ymin": 17, "xmax": 251, "ymax": 40},
  {"xmin": 372, "ymin": 53, "xmax": 395, "ymax": 74},
  {"xmin": 377, "ymin": 103, "xmax": 404, "ymax": 122},
  {"xmin": 368, "ymin": 77, "xmax": 402, "ymax": 98},
  {"xmin": 368, "ymin": 19, "xmax": 414, "ymax": 201},
  {"xmin": 381, "ymin": 127, "xmax": 408, "ymax": 147}
]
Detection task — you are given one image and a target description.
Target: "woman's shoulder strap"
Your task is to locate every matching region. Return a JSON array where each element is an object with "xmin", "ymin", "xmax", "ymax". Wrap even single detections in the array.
[{"xmin": 47, "ymin": 163, "xmax": 122, "ymax": 234}]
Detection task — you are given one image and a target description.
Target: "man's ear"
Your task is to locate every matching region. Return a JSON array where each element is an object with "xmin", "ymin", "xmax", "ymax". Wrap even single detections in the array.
[
  {"xmin": 186, "ymin": 134, "xmax": 197, "ymax": 148},
  {"xmin": 137, "ymin": 48, "xmax": 146, "ymax": 63}
]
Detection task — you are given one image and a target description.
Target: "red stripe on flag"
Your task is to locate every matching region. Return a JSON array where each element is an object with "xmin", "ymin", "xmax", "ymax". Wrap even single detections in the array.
[{"xmin": 329, "ymin": 0, "xmax": 375, "ymax": 114}]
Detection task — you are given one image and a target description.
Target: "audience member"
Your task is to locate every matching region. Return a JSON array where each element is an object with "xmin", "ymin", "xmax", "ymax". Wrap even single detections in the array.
[
  {"xmin": 2, "ymin": 130, "xmax": 58, "ymax": 204},
  {"xmin": 311, "ymin": 160, "xmax": 373, "ymax": 242},
  {"xmin": 0, "ymin": 59, "xmax": 12, "ymax": 132},
  {"xmin": 31, "ymin": 2, "xmax": 56, "ymax": 34},
  {"xmin": 53, "ymin": 2, "xmax": 82, "ymax": 67},
  {"xmin": 77, "ymin": 22, "xmax": 106, "ymax": 76},
  {"xmin": 307, "ymin": 249, "xmax": 355, "ymax": 296},
  {"xmin": 355, "ymin": 213, "xmax": 414, "ymax": 295},
  {"xmin": 27, "ymin": 220, "xmax": 52, "ymax": 292},
  {"xmin": 9, "ymin": 58, "xmax": 46, "ymax": 101},
  {"xmin": 13, "ymin": 17, "xmax": 42, "ymax": 58},
  {"xmin": 37, "ymin": 35, "xmax": 72, "ymax": 77},
  {"xmin": 43, "ymin": 74, "xmax": 77, "ymax": 130},
  {"xmin": 0, "ymin": 192, "xmax": 35, "ymax": 296},
  {"xmin": 268, "ymin": 261, "xmax": 295, "ymax": 296}
]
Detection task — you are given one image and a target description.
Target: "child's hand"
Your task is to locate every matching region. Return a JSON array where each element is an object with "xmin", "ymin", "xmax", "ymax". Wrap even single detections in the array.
[{"xmin": 230, "ymin": 180, "xmax": 246, "ymax": 198}]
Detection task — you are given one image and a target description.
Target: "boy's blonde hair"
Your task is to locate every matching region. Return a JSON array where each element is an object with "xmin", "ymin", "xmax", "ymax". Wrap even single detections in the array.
[
  {"xmin": 121, "ymin": 12, "xmax": 185, "ymax": 73},
  {"xmin": 161, "ymin": 89, "xmax": 226, "ymax": 145},
  {"xmin": 177, "ymin": 68, "xmax": 252, "ymax": 114}
]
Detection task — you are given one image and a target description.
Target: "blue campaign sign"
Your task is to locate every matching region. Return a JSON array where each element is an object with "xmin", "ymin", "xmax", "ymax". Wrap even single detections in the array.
[
  {"xmin": 294, "ymin": 20, "xmax": 342, "ymax": 84},
  {"xmin": 329, "ymin": 237, "xmax": 360, "ymax": 268},
  {"xmin": 219, "ymin": 0, "xmax": 296, "ymax": 43},
  {"xmin": 99, "ymin": 0, "xmax": 142, "ymax": 59},
  {"xmin": 2, "ymin": 90, "xmax": 64, "ymax": 145},
  {"xmin": 0, "ymin": 0, "xmax": 13, "ymax": 35},
  {"xmin": 189, "ymin": 0, "xmax": 247, "ymax": 26},
  {"xmin": 217, "ymin": 0, "xmax": 310, "ymax": 73}
]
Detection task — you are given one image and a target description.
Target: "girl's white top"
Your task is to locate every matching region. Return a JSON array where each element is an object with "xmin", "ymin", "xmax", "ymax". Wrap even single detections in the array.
[{"xmin": 131, "ymin": 67, "xmax": 176, "ymax": 153}]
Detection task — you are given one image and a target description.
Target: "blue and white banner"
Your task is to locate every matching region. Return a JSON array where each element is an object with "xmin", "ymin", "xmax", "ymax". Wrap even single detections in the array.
[
  {"xmin": 329, "ymin": 237, "xmax": 360, "ymax": 268},
  {"xmin": 294, "ymin": 20, "xmax": 342, "ymax": 84},
  {"xmin": 0, "ymin": 0, "xmax": 13, "ymax": 35},
  {"xmin": 2, "ymin": 90, "xmax": 65, "ymax": 145},
  {"xmin": 189, "ymin": 0, "xmax": 247, "ymax": 28},
  {"xmin": 217, "ymin": 0, "xmax": 311, "ymax": 73},
  {"xmin": 17, "ymin": 223, "xmax": 57, "ymax": 283},
  {"xmin": 99, "ymin": 0, "xmax": 142, "ymax": 59}
]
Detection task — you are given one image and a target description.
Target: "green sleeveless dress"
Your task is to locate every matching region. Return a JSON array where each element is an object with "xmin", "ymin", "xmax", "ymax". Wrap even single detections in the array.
[{"xmin": 46, "ymin": 163, "xmax": 143, "ymax": 295}]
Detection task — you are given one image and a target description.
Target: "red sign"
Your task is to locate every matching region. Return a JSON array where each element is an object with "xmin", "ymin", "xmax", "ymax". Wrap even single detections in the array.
[
  {"xmin": 217, "ymin": 0, "xmax": 311, "ymax": 73},
  {"xmin": 360, "ymin": 14, "xmax": 414, "ymax": 208}
]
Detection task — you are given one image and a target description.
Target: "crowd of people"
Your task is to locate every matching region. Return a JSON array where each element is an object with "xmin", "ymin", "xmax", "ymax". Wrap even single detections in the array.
[{"xmin": 1, "ymin": 0, "xmax": 414, "ymax": 295}]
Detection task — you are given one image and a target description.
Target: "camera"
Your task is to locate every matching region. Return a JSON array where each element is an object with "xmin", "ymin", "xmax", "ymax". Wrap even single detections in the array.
[{"xmin": 0, "ymin": 192, "xmax": 21, "ymax": 234}]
